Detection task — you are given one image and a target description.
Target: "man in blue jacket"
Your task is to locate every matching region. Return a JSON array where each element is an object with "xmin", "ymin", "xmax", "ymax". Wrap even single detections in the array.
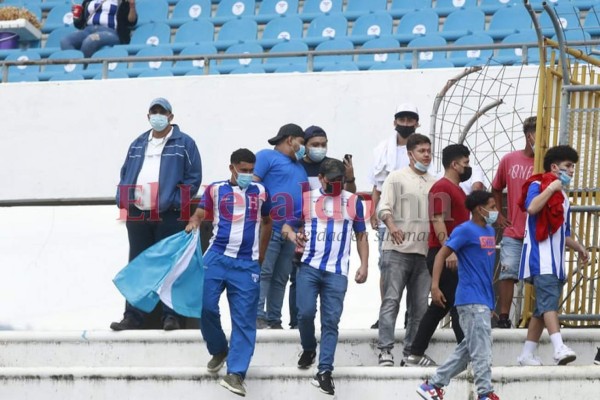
[{"xmin": 111, "ymin": 97, "xmax": 202, "ymax": 331}]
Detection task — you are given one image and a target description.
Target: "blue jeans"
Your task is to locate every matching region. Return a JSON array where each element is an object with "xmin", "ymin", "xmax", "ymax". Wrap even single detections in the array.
[
  {"xmin": 499, "ymin": 237, "xmax": 523, "ymax": 281},
  {"xmin": 257, "ymin": 229, "xmax": 296, "ymax": 325},
  {"xmin": 430, "ymin": 304, "xmax": 493, "ymax": 396},
  {"xmin": 532, "ymin": 274, "xmax": 564, "ymax": 317},
  {"xmin": 60, "ymin": 25, "xmax": 120, "ymax": 58},
  {"xmin": 296, "ymin": 263, "xmax": 348, "ymax": 373},
  {"xmin": 200, "ymin": 251, "xmax": 260, "ymax": 379}
]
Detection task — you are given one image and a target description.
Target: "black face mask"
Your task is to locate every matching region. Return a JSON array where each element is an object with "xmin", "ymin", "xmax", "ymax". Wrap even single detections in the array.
[
  {"xmin": 459, "ymin": 166, "xmax": 473, "ymax": 182},
  {"xmin": 395, "ymin": 125, "xmax": 415, "ymax": 139}
]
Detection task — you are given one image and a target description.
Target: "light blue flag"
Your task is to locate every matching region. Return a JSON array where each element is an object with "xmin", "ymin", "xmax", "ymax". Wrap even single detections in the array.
[{"xmin": 113, "ymin": 230, "xmax": 204, "ymax": 318}]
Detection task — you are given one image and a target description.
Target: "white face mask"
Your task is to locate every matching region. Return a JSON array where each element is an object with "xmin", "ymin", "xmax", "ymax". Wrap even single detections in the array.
[
  {"xmin": 308, "ymin": 147, "xmax": 327, "ymax": 162},
  {"xmin": 149, "ymin": 114, "xmax": 169, "ymax": 131}
]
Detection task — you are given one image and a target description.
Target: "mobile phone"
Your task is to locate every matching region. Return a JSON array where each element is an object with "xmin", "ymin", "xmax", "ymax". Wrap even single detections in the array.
[{"xmin": 344, "ymin": 154, "xmax": 352, "ymax": 162}]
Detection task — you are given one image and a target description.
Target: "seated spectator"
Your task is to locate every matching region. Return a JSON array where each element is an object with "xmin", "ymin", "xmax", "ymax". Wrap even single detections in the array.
[{"xmin": 61, "ymin": 0, "xmax": 137, "ymax": 58}]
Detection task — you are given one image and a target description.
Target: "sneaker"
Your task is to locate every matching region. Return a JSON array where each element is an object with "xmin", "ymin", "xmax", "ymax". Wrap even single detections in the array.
[
  {"xmin": 220, "ymin": 373, "xmax": 246, "ymax": 397},
  {"xmin": 517, "ymin": 353, "xmax": 543, "ymax": 366},
  {"xmin": 370, "ymin": 320, "xmax": 379, "ymax": 329},
  {"xmin": 496, "ymin": 318, "xmax": 512, "ymax": 329},
  {"xmin": 298, "ymin": 350, "xmax": 317, "ymax": 369},
  {"xmin": 256, "ymin": 317, "xmax": 269, "ymax": 329},
  {"xmin": 163, "ymin": 316, "xmax": 180, "ymax": 331},
  {"xmin": 595, "ymin": 347, "xmax": 600, "ymax": 365},
  {"xmin": 109, "ymin": 317, "xmax": 141, "ymax": 331},
  {"xmin": 207, "ymin": 351, "xmax": 228, "ymax": 373},
  {"xmin": 405, "ymin": 353, "xmax": 437, "ymax": 367},
  {"xmin": 311, "ymin": 371, "xmax": 335, "ymax": 395},
  {"xmin": 417, "ymin": 380, "xmax": 444, "ymax": 400},
  {"xmin": 378, "ymin": 349, "xmax": 394, "ymax": 366},
  {"xmin": 478, "ymin": 392, "xmax": 500, "ymax": 400},
  {"xmin": 553, "ymin": 345, "xmax": 577, "ymax": 365},
  {"xmin": 267, "ymin": 322, "xmax": 283, "ymax": 329}
]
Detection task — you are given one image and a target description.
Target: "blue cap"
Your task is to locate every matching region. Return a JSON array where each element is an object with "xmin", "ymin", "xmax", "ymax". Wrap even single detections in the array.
[
  {"xmin": 149, "ymin": 97, "xmax": 172, "ymax": 113},
  {"xmin": 304, "ymin": 125, "xmax": 327, "ymax": 141}
]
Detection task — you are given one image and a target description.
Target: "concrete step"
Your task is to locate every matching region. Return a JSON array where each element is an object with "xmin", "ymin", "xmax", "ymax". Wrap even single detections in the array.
[
  {"xmin": 1, "ymin": 365, "xmax": 599, "ymax": 400},
  {"xmin": 1, "ymin": 329, "xmax": 599, "ymax": 368}
]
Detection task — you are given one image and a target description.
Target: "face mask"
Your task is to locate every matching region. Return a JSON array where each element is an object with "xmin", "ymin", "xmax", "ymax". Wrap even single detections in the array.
[
  {"xmin": 149, "ymin": 114, "xmax": 169, "ymax": 131},
  {"xmin": 395, "ymin": 125, "xmax": 415, "ymax": 139},
  {"xmin": 482, "ymin": 208, "xmax": 498, "ymax": 225},
  {"xmin": 325, "ymin": 180, "xmax": 343, "ymax": 197},
  {"xmin": 295, "ymin": 144, "xmax": 306, "ymax": 161},
  {"xmin": 308, "ymin": 147, "xmax": 327, "ymax": 163},
  {"xmin": 235, "ymin": 168, "xmax": 253, "ymax": 189},
  {"xmin": 559, "ymin": 169, "xmax": 572, "ymax": 187},
  {"xmin": 414, "ymin": 161, "xmax": 429, "ymax": 172},
  {"xmin": 459, "ymin": 166, "xmax": 472, "ymax": 182}
]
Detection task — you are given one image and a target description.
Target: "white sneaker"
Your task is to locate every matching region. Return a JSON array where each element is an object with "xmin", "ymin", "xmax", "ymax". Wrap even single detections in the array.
[
  {"xmin": 517, "ymin": 353, "xmax": 543, "ymax": 366},
  {"xmin": 553, "ymin": 345, "xmax": 577, "ymax": 365},
  {"xmin": 378, "ymin": 349, "xmax": 394, "ymax": 366}
]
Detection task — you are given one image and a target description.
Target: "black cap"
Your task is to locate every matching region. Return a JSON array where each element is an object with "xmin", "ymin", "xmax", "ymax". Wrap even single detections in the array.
[
  {"xmin": 304, "ymin": 125, "xmax": 327, "ymax": 141},
  {"xmin": 268, "ymin": 123, "xmax": 304, "ymax": 145},
  {"xmin": 319, "ymin": 158, "xmax": 346, "ymax": 180}
]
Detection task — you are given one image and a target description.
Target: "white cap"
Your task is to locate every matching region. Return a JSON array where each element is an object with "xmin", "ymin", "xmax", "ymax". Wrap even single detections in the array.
[{"xmin": 394, "ymin": 103, "xmax": 419, "ymax": 120}]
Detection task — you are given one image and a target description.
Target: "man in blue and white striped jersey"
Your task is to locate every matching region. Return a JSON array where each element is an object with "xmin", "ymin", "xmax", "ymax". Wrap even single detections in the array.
[
  {"xmin": 282, "ymin": 158, "xmax": 369, "ymax": 396},
  {"xmin": 185, "ymin": 148, "xmax": 272, "ymax": 397}
]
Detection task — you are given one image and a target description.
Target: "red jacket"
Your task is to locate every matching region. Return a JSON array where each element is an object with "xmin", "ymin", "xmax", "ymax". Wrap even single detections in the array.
[{"xmin": 518, "ymin": 173, "xmax": 564, "ymax": 242}]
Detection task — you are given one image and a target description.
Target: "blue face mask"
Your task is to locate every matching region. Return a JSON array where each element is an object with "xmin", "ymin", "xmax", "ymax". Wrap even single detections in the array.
[
  {"xmin": 149, "ymin": 114, "xmax": 169, "ymax": 131},
  {"xmin": 559, "ymin": 169, "xmax": 572, "ymax": 187},
  {"xmin": 295, "ymin": 144, "xmax": 306, "ymax": 161},
  {"xmin": 308, "ymin": 147, "xmax": 327, "ymax": 162},
  {"xmin": 235, "ymin": 168, "xmax": 253, "ymax": 189},
  {"xmin": 414, "ymin": 161, "xmax": 429, "ymax": 172},
  {"xmin": 482, "ymin": 207, "xmax": 499, "ymax": 225}
]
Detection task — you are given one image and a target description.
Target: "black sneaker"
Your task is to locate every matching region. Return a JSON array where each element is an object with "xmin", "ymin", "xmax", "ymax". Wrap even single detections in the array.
[
  {"xmin": 110, "ymin": 317, "xmax": 141, "ymax": 331},
  {"xmin": 496, "ymin": 318, "xmax": 512, "ymax": 329},
  {"xmin": 163, "ymin": 316, "xmax": 180, "ymax": 331},
  {"xmin": 298, "ymin": 350, "xmax": 317, "ymax": 369},
  {"xmin": 370, "ymin": 320, "xmax": 379, "ymax": 329},
  {"xmin": 311, "ymin": 371, "xmax": 335, "ymax": 395},
  {"xmin": 594, "ymin": 347, "xmax": 600, "ymax": 365}
]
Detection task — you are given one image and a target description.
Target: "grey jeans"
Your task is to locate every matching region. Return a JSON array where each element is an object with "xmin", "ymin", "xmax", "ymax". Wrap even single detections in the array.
[
  {"xmin": 377, "ymin": 250, "xmax": 431, "ymax": 356},
  {"xmin": 431, "ymin": 304, "xmax": 494, "ymax": 396}
]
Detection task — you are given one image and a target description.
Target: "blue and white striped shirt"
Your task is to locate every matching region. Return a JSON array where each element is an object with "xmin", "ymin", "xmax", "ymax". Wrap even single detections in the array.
[
  {"xmin": 199, "ymin": 181, "xmax": 271, "ymax": 261},
  {"xmin": 519, "ymin": 182, "xmax": 571, "ymax": 281},
  {"xmin": 300, "ymin": 189, "xmax": 366, "ymax": 276},
  {"xmin": 87, "ymin": 0, "xmax": 119, "ymax": 29}
]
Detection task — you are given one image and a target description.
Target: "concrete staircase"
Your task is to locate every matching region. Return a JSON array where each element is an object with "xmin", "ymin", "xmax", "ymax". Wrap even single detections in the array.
[{"xmin": 1, "ymin": 329, "xmax": 599, "ymax": 399}]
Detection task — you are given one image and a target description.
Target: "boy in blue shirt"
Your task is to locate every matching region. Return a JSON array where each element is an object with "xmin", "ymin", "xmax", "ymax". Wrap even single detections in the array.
[{"xmin": 417, "ymin": 191, "xmax": 500, "ymax": 400}]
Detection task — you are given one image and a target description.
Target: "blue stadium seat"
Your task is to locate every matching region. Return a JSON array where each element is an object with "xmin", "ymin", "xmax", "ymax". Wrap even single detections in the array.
[
  {"xmin": 137, "ymin": 69, "xmax": 174, "ymax": 78},
  {"xmin": 301, "ymin": 0, "xmax": 343, "ymax": 22},
  {"xmin": 552, "ymin": 30, "xmax": 593, "ymax": 56},
  {"xmin": 496, "ymin": 30, "xmax": 541, "ymax": 65},
  {"xmin": 131, "ymin": 46, "xmax": 174, "ymax": 76},
  {"xmin": 213, "ymin": 0, "xmax": 256, "ymax": 25},
  {"xmin": 39, "ymin": 49, "xmax": 84, "ymax": 80},
  {"xmin": 418, "ymin": 59, "xmax": 455, "ymax": 69},
  {"xmin": 440, "ymin": 8, "xmax": 485, "ymax": 41},
  {"xmin": 305, "ymin": 14, "xmax": 348, "ymax": 47},
  {"xmin": 449, "ymin": 33, "xmax": 494, "ymax": 67},
  {"xmin": 321, "ymin": 61, "xmax": 358, "ymax": 71},
  {"xmin": 571, "ymin": 0, "xmax": 595, "ymax": 11},
  {"xmin": 539, "ymin": 4, "xmax": 581, "ymax": 37},
  {"xmin": 526, "ymin": 0, "xmax": 557, "ymax": 11},
  {"xmin": 368, "ymin": 61, "xmax": 406, "ymax": 70},
  {"xmin": 38, "ymin": 0, "xmax": 70, "ymax": 13},
  {"xmin": 264, "ymin": 40, "xmax": 308, "ymax": 70},
  {"xmin": 43, "ymin": 26, "xmax": 77, "ymax": 55},
  {"xmin": 313, "ymin": 38, "xmax": 354, "ymax": 71},
  {"xmin": 405, "ymin": 34, "xmax": 447, "ymax": 68},
  {"xmin": 350, "ymin": 11, "xmax": 393, "ymax": 45},
  {"xmin": 583, "ymin": 5, "xmax": 600, "ymax": 36},
  {"xmin": 87, "ymin": 46, "xmax": 129, "ymax": 73},
  {"xmin": 4, "ymin": 49, "xmax": 40, "ymax": 76},
  {"xmin": 258, "ymin": 15, "xmax": 304, "ymax": 48},
  {"xmin": 215, "ymin": 18, "xmax": 258, "ymax": 50},
  {"xmin": 486, "ymin": 5, "xmax": 531, "ymax": 40},
  {"xmin": 93, "ymin": 70, "xmax": 129, "ymax": 80},
  {"xmin": 479, "ymin": 0, "xmax": 520, "ymax": 15},
  {"xmin": 356, "ymin": 37, "xmax": 400, "ymax": 69},
  {"xmin": 136, "ymin": 0, "xmax": 169, "ymax": 25},
  {"xmin": 185, "ymin": 68, "xmax": 220, "ymax": 76},
  {"xmin": 230, "ymin": 65, "xmax": 266, "ymax": 74},
  {"xmin": 344, "ymin": 0, "xmax": 387, "ymax": 21},
  {"xmin": 274, "ymin": 63, "xmax": 308, "ymax": 73},
  {"xmin": 170, "ymin": 0, "xmax": 212, "ymax": 27},
  {"xmin": 42, "ymin": 4, "xmax": 73, "ymax": 34},
  {"xmin": 48, "ymin": 72, "xmax": 85, "ymax": 81},
  {"xmin": 434, "ymin": 0, "xmax": 478, "ymax": 17},
  {"xmin": 394, "ymin": 9, "xmax": 439, "ymax": 43},
  {"xmin": 389, "ymin": 0, "xmax": 432, "ymax": 18},
  {"xmin": 7, "ymin": 72, "xmax": 39, "ymax": 82},
  {"xmin": 256, "ymin": 0, "xmax": 299, "ymax": 23},
  {"xmin": 122, "ymin": 22, "xmax": 172, "ymax": 53},
  {"xmin": 172, "ymin": 43, "xmax": 218, "ymax": 75},
  {"xmin": 172, "ymin": 20, "xmax": 215, "ymax": 51},
  {"xmin": 218, "ymin": 42, "xmax": 263, "ymax": 73}
]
